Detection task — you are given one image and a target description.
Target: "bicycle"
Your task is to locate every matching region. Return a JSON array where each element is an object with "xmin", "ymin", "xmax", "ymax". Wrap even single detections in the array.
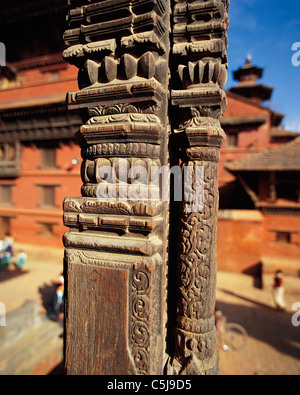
[{"xmin": 215, "ymin": 310, "xmax": 248, "ymax": 352}]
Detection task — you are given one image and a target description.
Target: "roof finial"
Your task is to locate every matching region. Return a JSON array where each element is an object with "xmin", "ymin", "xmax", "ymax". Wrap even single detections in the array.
[{"xmin": 246, "ymin": 54, "xmax": 252, "ymax": 65}]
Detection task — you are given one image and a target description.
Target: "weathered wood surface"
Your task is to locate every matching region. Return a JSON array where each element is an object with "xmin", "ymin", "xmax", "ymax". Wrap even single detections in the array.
[
  {"xmin": 63, "ymin": 0, "xmax": 170, "ymax": 375},
  {"xmin": 63, "ymin": 0, "xmax": 229, "ymax": 375},
  {"xmin": 165, "ymin": 0, "xmax": 230, "ymax": 375}
]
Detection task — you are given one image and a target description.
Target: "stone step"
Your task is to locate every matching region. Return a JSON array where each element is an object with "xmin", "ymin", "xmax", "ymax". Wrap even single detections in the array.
[{"xmin": 0, "ymin": 318, "xmax": 63, "ymax": 375}]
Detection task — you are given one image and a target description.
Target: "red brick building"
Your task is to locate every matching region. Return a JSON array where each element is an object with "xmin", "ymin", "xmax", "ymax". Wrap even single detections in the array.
[
  {"xmin": 217, "ymin": 57, "xmax": 300, "ymax": 276},
  {"xmin": 0, "ymin": 2, "xmax": 81, "ymax": 247}
]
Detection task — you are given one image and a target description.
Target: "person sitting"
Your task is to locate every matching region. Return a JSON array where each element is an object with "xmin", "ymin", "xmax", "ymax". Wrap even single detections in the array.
[
  {"xmin": 0, "ymin": 251, "xmax": 6, "ymax": 269},
  {"xmin": 3, "ymin": 251, "xmax": 12, "ymax": 267},
  {"xmin": 4, "ymin": 233, "xmax": 14, "ymax": 257},
  {"xmin": 15, "ymin": 250, "xmax": 27, "ymax": 269}
]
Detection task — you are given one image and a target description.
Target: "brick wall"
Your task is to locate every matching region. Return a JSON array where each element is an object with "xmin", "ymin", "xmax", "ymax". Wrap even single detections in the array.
[
  {"xmin": 0, "ymin": 141, "xmax": 81, "ymax": 247},
  {"xmin": 217, "ymin": 210, "xmax": 265, "ymax": 274},
  {"xmin": 217, "ymin": 209, "xmax": 300, "ymax": 275}
]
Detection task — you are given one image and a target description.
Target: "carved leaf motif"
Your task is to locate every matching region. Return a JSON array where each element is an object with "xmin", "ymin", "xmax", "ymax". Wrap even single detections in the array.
[
  {"xmin": 85, "ymin": 59, "xmax": 100, "ymax": 85},
  {"xmin": 154, "ymin": 59, "xmax": 168, "ymax": 84},
  {"xmin": 122, "ymin": 53, "xmax": 138, "ymax": 80},
  {"xmin": 104, "ymin": 105, "xmax": 121, "ymax": 115},
  {"xmin": 102, "ymin": 56, "xmax": 118, "ymax": 82},
  {"xmin": 188, "ymin": 61, "xmax": 195, "ymax": 84},
  {"xmin": 198, "ymin": 60, "xmax": 205, "ymax": 83},
  {"xmin": 138, "ymin": 51, "xmax": 156, "ymax": 79}
]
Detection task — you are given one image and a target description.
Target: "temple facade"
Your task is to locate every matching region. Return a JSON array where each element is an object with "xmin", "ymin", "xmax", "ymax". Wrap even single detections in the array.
[{"xmin": 217, "ymin": 57, "xmax": 300, "ymax": 276}]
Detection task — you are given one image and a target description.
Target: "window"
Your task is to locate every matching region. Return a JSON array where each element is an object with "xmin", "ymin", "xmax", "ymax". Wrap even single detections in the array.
[
  {"xmin": 48, "ymin": 72, "xmax": 60, "ymax": 82},
  {"xmin": 0, "ymin": 143, "xmax": 19, "ymax": 161},
  {"xmin": 37, "ymin": 222, "xmax": 57, "ymax": 237},
  {"xmin": 0, "ymin": 185, "xmax": 13, "ymax": 205},
  {"xmin": 276, "ymin": 231, "xmax": 292, "ymax": 244},
  {"xmin": 0, "ymin": 145, "xmax": 4, "ymax": 160},
  {"xmin": 7, "ymin": 144, "xmax": 16, "ymax": 161},
  {"xmin": 227, "ymin": 133, "xmax": 238, "ymax": 148},
  {"xmin": 38, "ymin": 185, "xmax": 57, "ymax": 208},
  {"xmin": 40, "ymin": 148, "xmax": 57, "ymax": 169},
  {"xmin": 0, "ymin": 143, "xmax": 20, "ymax": 177},
  {"xmin": 0, "ymin": 217, "xmax": 11, "ymax": 238},
  {"xmin": 276, "ymin": 182, "xmax": 298, "ymax": 202}
]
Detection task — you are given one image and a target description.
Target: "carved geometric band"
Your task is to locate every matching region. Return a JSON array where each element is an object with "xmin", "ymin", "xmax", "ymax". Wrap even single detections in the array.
[
  {"xmin": 173, "ymin": 38, "xmax": 227, "ymax": 57},
  {"xmin": 176, "ymin": 315, "xmax": 215, "ymax": 335},
  {"xmin": 67, "ymin": 80, "xmax": 165, "ymax": 111},
  {"xmin": 172, "ymin": 86, "xmax": 226, "ymax": 109},
  {"xmin": 75, "ymin": 121, "xmax": 163, "ymax": 146},
  {"xmin": 65, "ymin": 11, "xmax": 167, "ymax": 46},
  {"xmin": 82, "ymin": 142, "xmax": 161, "ymax": 159},
  {"xmin": 184, "ymin": 146, "xmax": 221, "ymax": 162},
  {"xmin": 86, "ymin": 113, "xmax": 162, "ymax": 126},
  {"xmin": 63, "ymin": 197, "xmax": 164, "ymax": 217},
  {"xmin": 64, "ymin": 248, "xmax": 162, "ymax": 270},
  {"xmin": 64, "ymin": 231, "xmax": 163, "ymax": 257},
  {"xmin": 63, "ymin": 212, "xmax": 164, "ymax": 234},
  {"xmin": 173, "ymin": 0, "xmax": 226, "ymax": 25},
  {"xmin": 81, "ymin": 184, "xmax": 160, "ymax": 200}
]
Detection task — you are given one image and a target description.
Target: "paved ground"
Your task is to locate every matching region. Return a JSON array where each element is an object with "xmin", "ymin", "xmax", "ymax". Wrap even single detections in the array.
[
  {"xmin": 1, "ymin": 242, "xmax": 300, "ymax": 375},
  {"xmin": 216, "ymin": 271, "xmax": 300, "ymax": 375},
  {"xmin": 0, "ymin": 243, "xmax": 64, "ymax": 316}
]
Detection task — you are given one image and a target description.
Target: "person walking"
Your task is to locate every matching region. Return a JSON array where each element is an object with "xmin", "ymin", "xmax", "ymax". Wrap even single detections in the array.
[{"xmin": 272, "ymin": 270, "xmax": 286, "ymax": 311}]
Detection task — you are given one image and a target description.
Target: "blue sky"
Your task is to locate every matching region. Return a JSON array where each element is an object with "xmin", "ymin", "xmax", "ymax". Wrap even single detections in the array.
[{"xmin": 226, "ymin": 0, "xmax": 300, "ymax": 132}]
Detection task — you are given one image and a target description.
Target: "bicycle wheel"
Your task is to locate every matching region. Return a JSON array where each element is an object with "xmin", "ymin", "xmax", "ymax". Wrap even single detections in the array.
[{"xmin": 221, "ymin": 323, "xmax": 248, "ymax": 352}]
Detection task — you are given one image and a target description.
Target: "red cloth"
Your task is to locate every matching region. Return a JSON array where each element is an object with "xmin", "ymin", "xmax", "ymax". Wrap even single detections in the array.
[{"xmin": 274, "ymin": 276, "xmax": 283, "ymax": 288}]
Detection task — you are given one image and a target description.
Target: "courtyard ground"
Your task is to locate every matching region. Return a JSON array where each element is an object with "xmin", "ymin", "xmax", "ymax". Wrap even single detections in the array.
[
  {"xmin": 0, "ymin": 242, "xmax": 300, "ymax": 375},
  {"xmin": 216, "ymin": 271, "xmax": 300, "ymax": 375}
]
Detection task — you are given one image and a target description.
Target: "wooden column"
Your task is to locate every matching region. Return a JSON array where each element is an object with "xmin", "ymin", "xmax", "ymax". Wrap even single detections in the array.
[
  {"xmin": 166, "ymin": 0, "xmax": 230, "ymax": 375},
  {"xmin": 62, "ymin": 0, "xmax": 170, "ymax": 375},
  {"xmin": 62, "ymin": 0, "xmax": 229, "ymax": 376}
]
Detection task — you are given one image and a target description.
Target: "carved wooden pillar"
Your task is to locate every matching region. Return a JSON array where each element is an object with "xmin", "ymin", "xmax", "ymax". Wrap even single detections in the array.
[
  {"xmin": 62, "ymin": 0, "xmax": 170, "ymax": 375},
  {"xmin": 62, "ymin": 0, "xmax": 229, "ymax": 376},
  {"xmin": 166, "ymin": 0, "xmax": 230, "ymax": 375}
]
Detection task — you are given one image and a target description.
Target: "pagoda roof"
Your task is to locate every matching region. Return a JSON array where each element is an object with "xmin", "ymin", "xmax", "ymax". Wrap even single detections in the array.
[
  {"xmin": 233, "ymin": 56, "xmax": 263, "ymax": 82},
  {"xmin": 226, "ymin": 137, "xmax": 300, "ymax": 172},
  {"xmin": 229, "ymin": 82, "xmax": 273, "ymax": 103},
  {"xmin": 270, "ymin": 128, "xmax": 300, "ymax": 139},
  {"xmin": 221, "ymin": 114, "xmax": 268, "ymax": 127},
  {"xmin": 230, "ymin": 57, "xmax": 274, "ymax": 103}
]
